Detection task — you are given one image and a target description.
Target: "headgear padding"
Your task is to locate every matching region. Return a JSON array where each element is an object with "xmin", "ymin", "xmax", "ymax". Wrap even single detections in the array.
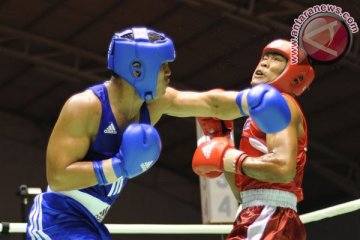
[
  {"xmin": 107, "ymin": 27, "xmax": 176, "ymax": 100},
  {"xmin": 262, "ymin": 39, "xmax": 315, "ymax": 96}
]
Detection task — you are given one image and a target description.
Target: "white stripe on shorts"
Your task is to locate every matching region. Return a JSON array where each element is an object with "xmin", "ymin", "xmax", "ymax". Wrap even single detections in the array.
[
  {"xmin": 246, "ymin": 205, "xmax": 276, "ymax": 240},
  {"xmin": 28, "ymin": 194, "xmax": 51, "ymax": 240}
]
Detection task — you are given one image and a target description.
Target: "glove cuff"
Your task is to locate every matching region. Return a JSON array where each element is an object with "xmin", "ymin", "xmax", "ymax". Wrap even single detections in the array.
[
  {"xmin": 112, "ymin": 153, "xmax": 125, "ymax": 179},
  {"xmin": 223, "ymin": 149, "xmax": 247, "ymax": 173},
  {"xmin": 93, "ymin": 160, "xmax": 108, "ymax": 185},
  {"xmin": 235, "ymin": 152, "xmax": 248, "ymax": 176},
  {"xmin": 236, "ymin": 89, "xmax": 250, "ymax": 116}
]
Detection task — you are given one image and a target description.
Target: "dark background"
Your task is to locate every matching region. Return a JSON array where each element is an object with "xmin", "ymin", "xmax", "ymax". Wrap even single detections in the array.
[{"xmin": 0, "ymin": 0, "xmax": 360, "ymax": 239}]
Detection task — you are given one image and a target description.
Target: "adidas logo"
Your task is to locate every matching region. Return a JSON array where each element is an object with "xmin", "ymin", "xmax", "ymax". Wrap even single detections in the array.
[
  {"xmin": 201, "ymin": 142, "xmax": 216, "ymax": 159},
  {"xmin": 104, "ymin": 123, "xmax": 117, "ymax": 134},
  {"xmin": 140, "ymin": 161, "xmax": 154, "ymax": 172},
  {"xmin": 95, "ymin": 206, "xmax": 110, "ymax": 222}
]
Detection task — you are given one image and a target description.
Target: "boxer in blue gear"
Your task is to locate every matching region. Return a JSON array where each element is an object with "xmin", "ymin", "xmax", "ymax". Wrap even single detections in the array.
[
  {"xmin": 26, "ymin": 28, "xmax": 307, "ymax": 239},
  {"xmin": 26, "ymin": 27, "xmax": 172, "ymax": 240}
]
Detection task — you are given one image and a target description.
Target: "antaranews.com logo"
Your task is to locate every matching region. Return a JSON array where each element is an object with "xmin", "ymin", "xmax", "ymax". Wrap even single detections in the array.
[{"xmin": 290, "ymin": 4, "xmax": 358, "ymax": 64}]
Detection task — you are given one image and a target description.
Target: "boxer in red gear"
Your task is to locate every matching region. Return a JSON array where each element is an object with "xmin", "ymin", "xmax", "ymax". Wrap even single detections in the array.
[{"xmin": 192, "ymin": 39, "xmax": 314, "ymax": 240}]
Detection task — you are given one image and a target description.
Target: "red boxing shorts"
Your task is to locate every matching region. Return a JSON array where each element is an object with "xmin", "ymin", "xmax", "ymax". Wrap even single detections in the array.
[{"xmin": 226, "ymin": 205, "xmax": 306, "ymax": 240}]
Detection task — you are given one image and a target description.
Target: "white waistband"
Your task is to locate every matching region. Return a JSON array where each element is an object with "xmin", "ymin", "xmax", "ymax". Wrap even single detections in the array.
[
  {"xmin": 240, "ymin": 189, "xmax": 297, "ymax": 212},
  {"xmin": 47, "ymin": 187, "xmax": 110, "ymax": 222}
]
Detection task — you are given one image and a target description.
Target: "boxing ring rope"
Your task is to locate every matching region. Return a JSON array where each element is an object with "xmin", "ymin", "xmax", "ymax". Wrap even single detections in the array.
[{"xmin": 2, "ymin": 198, "xmax": 360, "ymax": 234}]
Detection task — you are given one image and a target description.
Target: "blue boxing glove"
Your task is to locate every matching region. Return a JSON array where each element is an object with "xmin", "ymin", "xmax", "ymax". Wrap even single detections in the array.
[
  {"xmin": 112, "ymin": 123, "xmax": 162, "ymax": 179},
  {"xmin": 236, "ymin": 84, "xmax": 291, "ymax": 133}
]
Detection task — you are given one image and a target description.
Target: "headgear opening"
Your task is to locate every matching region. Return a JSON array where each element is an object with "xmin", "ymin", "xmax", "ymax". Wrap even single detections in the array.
[
  {"xmin": 107, "ymin": 27, "xmax": 176, "ymax": 100},
  {"xmin": 262, "ymin": 39, "xmax": 315, "ymax": 96}
]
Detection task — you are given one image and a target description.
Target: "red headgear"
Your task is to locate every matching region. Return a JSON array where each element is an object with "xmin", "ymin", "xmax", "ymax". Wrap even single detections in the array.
[{"xmin": 261, "ymin": 39, "xmax": 315, "ymax": 96}]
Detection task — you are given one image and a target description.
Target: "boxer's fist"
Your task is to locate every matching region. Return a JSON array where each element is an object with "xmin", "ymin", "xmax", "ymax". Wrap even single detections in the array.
[
  {"xmin": 112, "ymin": 124, "xmax": 162, "ymax": 179},
  {"xmin": 197, "ymin": 117, "xmax": 233, "ymax": 138},
  {"xmin": 236, "ymin": 84, "xmax": 291, "ymax": 133},
  {"xmin": 192, "ymin": 137, "xmax": 232, "ymax": 178}
]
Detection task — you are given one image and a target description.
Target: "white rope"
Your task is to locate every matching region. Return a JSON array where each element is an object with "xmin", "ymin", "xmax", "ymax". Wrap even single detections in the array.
[
  {"xmin": 106, "ymin": 224, "xmax": 231, "ymax": 234},
  {"xmin": 299, "ymin": 198, "xmax": 360, "ymax": 223},
  {"xmin": 2, "ymin": 198, "xmax": 360, "ymax": 234}
]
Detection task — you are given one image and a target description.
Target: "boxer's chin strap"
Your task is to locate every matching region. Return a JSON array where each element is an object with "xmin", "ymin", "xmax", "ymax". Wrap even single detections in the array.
[{"xmin": 139, "ymin": 102, "xmax": 150, "ymax": 124}]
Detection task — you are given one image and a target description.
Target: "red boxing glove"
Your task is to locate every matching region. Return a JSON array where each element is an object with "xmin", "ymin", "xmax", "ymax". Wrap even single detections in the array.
[
  {"xmin": 197, "ymin": 117, "xmax": 234, "ymax": 138},
  {"xmin": 192, "ymin": 137, "xmax": 232, "ymax": 178}
]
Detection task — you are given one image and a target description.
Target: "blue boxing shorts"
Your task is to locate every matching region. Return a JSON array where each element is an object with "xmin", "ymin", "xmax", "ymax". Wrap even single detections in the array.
[{"xmin": 26, "ymin": 192, "xmax": 111, "ymax": 240}]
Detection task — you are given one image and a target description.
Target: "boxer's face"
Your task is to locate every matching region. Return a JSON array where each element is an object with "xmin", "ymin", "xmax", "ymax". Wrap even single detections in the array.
[
  {"xmin": 155, "ymin": 62, "xmax": 171, "ymax": 98},
  {"xmin": 251, "ymin": 53, "xmax": 287, "ymax": 86}
]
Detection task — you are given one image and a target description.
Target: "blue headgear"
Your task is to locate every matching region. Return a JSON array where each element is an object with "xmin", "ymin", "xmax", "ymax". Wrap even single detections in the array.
[{"xmin": 107, "ymin": 27, "xmax": 176, "ymax": 101}]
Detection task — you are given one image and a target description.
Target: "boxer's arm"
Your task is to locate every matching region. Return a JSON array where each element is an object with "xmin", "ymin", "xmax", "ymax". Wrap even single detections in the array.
[
  {"xmin": 149, "ymin": 86, "xmax": 289, "ymax": 133},
  {"xmin": 148, "ymin": 87, "xmax": 244, "ymax": 121},
  {"xmin": 229, "ymin": 96, "xmax": 301, "ymax": 183},
  {"xmin": 47, "ymin": 92, "xmax": 117, "ymax": 191}
]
